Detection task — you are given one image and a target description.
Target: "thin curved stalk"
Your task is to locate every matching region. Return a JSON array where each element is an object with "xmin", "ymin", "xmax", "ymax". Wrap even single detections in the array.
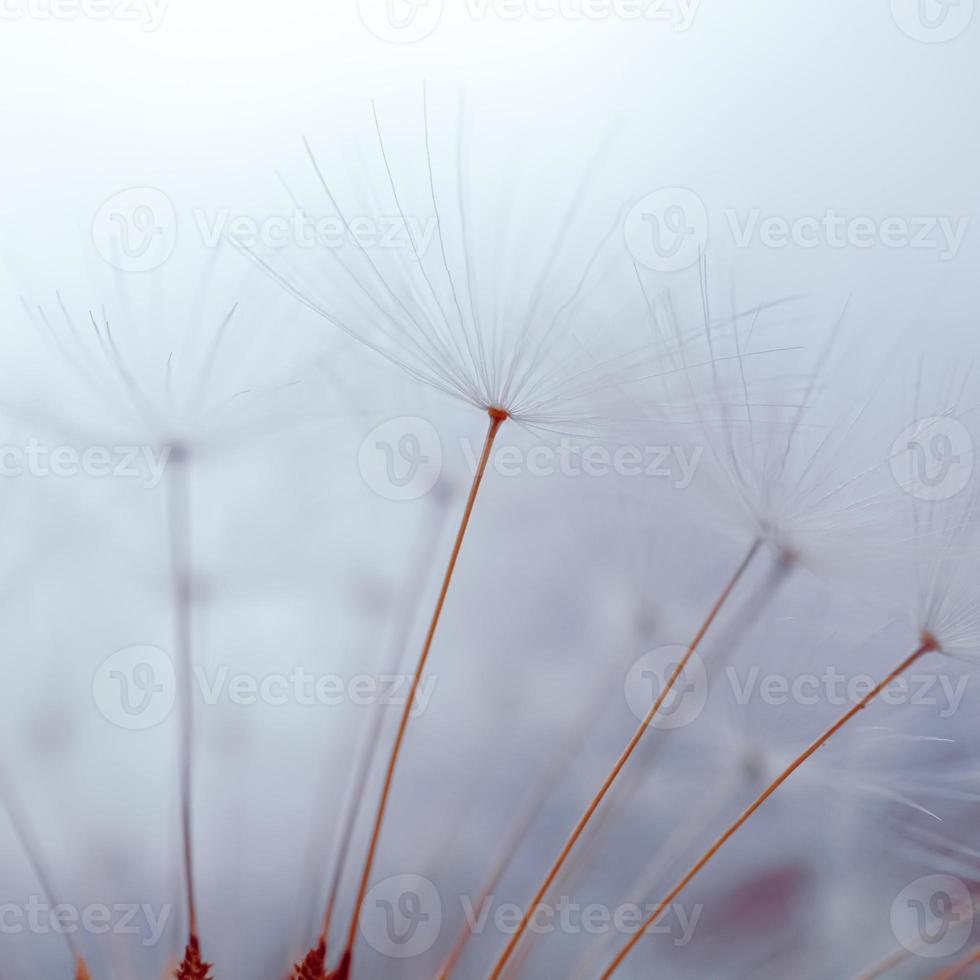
[
  {"xmin": 167, "ymin": 451, "xmax": 207, "ymax": 971},
  {"xmin": 337, "ymin": 409, "xmax": 506, "ymax": 975},
  {"xmin": 573, "ymin": 773, "xmax": 742, "ymax": 980},
  {"xmin": 435, "ymin": 649, "xmax": 630, "ymax": 980},
  {"xmin": 600, "ymin": 637, "xmax": 938, "ymax": 978},
  {"xmin": 488, "ymin": 537, "xmax": 762, "ymax": 979},
  {"xmin": 0, "ymin": 773, "xmax": 87, "ymax": 975},
  {"xmin": 307, "ymin": 496, "xmax": 449, "ymax": 957}
]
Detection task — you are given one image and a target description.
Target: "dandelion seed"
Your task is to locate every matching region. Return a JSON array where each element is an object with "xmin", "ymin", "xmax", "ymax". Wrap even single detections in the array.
[
  {"xmin": 634, "ymin": 263, "xmax": 911, "ymax": 576},
  {"xmin": 290, "ymin": 488, "xmax": 454, "ymax": 979},
  {"xmin": 17, "ymin": 291, "xmax": 305, "ymax": 978},
  {"xmin": 599, "ymin": 434, "xmax": 980, "ymax": 976},
  {"xmin": 254, "ymin": 89, "xmax": 716, "ymax": 976},
  {"xmin": 243, "ymin": 90, "xmax": 670, "ymax": 442},
  {"xmin": 484, "ymin": 268, "xmax": 827, "ymax": 976}
]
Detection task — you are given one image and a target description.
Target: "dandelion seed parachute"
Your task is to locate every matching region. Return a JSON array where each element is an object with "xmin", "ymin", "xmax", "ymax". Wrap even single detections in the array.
[
  {"xmin": 17, "ymin": 291, "xmax": 310, "ymax": 457},
  {"xmin": 632, "ymin": 266, "xmax": 915, "ymax": 579},
  {"xmin": 600, "ymin": 444, "xmax": 980, "ymax": 976},
  {"xmin": 251, "ymin": 89, "xmax": 726, "ymax": 977},
  {"xmin": 241, "ymin": 89, "xmax": 716, "ymax": 442},
  {"xmin": 481, "ymin": 273, "xmax": 838, "ymax": 976},
  {"xmin": 13, "ymin": 289, "xmax": 313, "ymax": 980}
]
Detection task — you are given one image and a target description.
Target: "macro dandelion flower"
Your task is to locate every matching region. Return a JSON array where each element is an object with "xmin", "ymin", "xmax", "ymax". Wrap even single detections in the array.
[
  {"xmin": 600, "ymin": 402, "xmax": 980, "ymax": 975},
  {"xmin": 633, "ymin": 269, "xmax": 913, "ymax": 576},
  {"xmin": 488, "ymin": 293, "xmax": 970, "ymax": 975},
  {"xmin": 571, "ymin": 677, "xmax": 975, "ymax": 978},
  {"xmin": 244, "ymin": 90, "xmax": 667, "ymax": 442},
  {"xmin": 486, "ymin": 272, "xmax": 811, "ymax": 976},
  {"xmin": 15, "ymin": 289, "xmax": 307, "ymax": 979},
  {"xmin": 246, "ymin": 89, "xmax": 725, "ymax": 978}
]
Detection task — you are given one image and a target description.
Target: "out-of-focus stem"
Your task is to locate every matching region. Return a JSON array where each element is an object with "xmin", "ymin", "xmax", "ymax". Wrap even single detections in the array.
[
  {"xmin": 488, "ymin": 537, "xmax": 762, "ymax": 979},
  {"xmin": 312, "ymin": 494, "xmax": 449, "ymax": 952},
  {"xmin": 573, "ymin": 773, "xmax": 741, "ymax": 980},
  {"xmin": 435, "ymin": 649, "xmax": 628, "ymax": 980},
  {"xmin": 0, "ymin": 774, "xmax": 84, "ymax": 971},
  {"xmin": 167, "ymin": 449, "xmax": 201, "ymax": 948}
]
